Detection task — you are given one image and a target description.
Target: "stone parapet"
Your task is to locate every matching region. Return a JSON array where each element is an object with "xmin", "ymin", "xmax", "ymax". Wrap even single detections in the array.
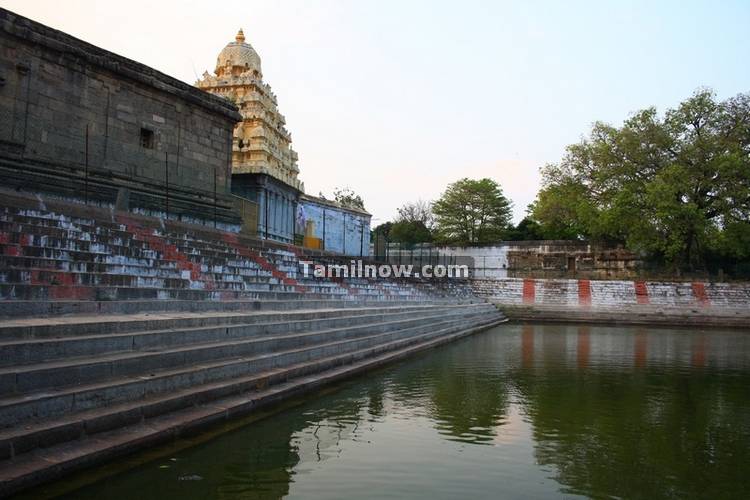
[{"xmin": 473, "ymin": 277, "xmax": 750, "ymax": 327}]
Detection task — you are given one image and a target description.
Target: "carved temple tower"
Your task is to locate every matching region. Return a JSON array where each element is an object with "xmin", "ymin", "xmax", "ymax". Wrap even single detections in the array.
[{"xmin": 197, "ymin": 29, "xmax": 303, "ymax": 242}]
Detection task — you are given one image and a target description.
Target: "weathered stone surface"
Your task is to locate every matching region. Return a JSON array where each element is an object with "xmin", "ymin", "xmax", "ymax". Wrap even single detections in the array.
[
  {"xmin": 473, "ymin": 277, "xmax": 750, "ymax": 327},
  {"xmin": 438, "ymin": 241, "xmax": 641, "ymax": 280},
  {"xmin": 0, "ymin": 7, "xmax": 242, "ymax": 226}
]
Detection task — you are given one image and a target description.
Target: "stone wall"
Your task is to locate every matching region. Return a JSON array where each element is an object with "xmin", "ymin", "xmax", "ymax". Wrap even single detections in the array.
[
  {"xmin": 438, "ymin": 241, "xmax": 640, "ymax": 279},
  {"xmin": 473, "ymin": 277, "xmax": 750, "ymax": 327},
  {"xmin": 0, "ymin": 8, "xmax": 242, "ymax": 227}
]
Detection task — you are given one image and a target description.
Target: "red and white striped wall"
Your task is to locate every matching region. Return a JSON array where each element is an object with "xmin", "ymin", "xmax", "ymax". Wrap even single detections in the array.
[{"xmin": 471, "ymin": 278, "xmax": 750, "ymax": 309}]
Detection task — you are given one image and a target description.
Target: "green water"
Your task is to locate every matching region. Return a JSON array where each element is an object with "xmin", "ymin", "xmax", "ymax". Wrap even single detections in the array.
[{"xmin": 35, "ymin": 323, "xmax": 750, "ymax": 499}]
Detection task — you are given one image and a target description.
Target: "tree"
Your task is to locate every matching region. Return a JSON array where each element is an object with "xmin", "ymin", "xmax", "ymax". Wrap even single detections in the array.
[
  {"xmin": 390, "ymin": 220, "xmax": 433, "ymax": 245},
  {"xmin": 371, "ymin": 221, "xmax": 393, "ymax": 239},
  {"xmin": 532, "ymin": 89, "xmax": 750, "ymax": 272},
  {"xmin": 386, "ymin": 200, "xmax": 435, "ymax": 245},
  {"xmin": 504, "ymin": 216, "xmax": 546, "ymax": 241},
  {"xmin": 432, "ymin": 178, "xmax": 513, "ymax": 245},
  {"xmin": 396, "ymin": 200, "xmax": 435, "ymax": 230},
  {"xmin": 333, "ymin": 187, "xmax": 366, "ymax": 211}
]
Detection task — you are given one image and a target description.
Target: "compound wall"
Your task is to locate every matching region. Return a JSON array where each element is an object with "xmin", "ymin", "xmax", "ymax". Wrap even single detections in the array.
[{"xmin": 473, "ymin": 278, "xmax": 750, "ymax": 327}]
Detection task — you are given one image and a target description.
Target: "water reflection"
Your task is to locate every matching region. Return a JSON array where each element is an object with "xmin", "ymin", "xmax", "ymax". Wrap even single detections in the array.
[
  {"xmin": 513, "ymin": 324, "xmax": 750, "ymax": 499},
  {"xmin": 41, "ymin": 323, "xmax": 750, "ymax": 500}
]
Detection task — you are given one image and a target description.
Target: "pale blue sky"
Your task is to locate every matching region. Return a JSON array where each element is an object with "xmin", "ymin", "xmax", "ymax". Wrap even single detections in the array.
[{"xmin": 3, "ymin": 0, "xmax": 748, "ymax": 223}]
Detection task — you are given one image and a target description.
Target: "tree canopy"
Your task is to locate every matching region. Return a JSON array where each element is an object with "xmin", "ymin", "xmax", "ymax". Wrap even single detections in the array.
[
  {"xmin": 390, "ymin": 220, "xmax": 432, "ymax": 245},
  {"xmin": 396, "ymin": 200, "xmax": 435, "ymax": 230},
  {"xmin": 386, "ymin": 200, "xmax": 435, "ymax": 245},
  {"xmin": 332, "ymin": 187, "xmax": 366, "ymax": 211},
  {"xmin": 532, "ymin": 89, "xmax": 750, "ymax": 272},
  {"xmin": 432, "ymin": 178, "xmax": 513, "ymax": 245}
]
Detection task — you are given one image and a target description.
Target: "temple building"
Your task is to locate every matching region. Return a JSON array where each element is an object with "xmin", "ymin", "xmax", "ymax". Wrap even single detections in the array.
[
  {"xmin": 0, "ymin": 8, "xmax": 242, "ymax": 228},
  {"xmin": 196, "ymin": 29, "xmax": 303, "ymax": 243},
  {"xmin": 197, "ymin": 29, "xmax": 371, "ymax": 254}
]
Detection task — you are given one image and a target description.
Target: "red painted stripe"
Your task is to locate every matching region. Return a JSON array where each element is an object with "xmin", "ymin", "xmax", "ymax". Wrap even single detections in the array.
[
  {"xmin": 4, "ymin": 245, "xmax": 21, "ymax": 257},
  {"xmin": 578, "ymin": 279, "xmax": 591, "ymax": 306},
  {"xmin": 634, "ymin": 280, "xmax": 649, "ymax": 305},
  {"xmin": 522, "ymin": 279, "xmax": 535, "ymax": 304},
  {"xmin": 221, "ymin": 235, "xmax": 305, "ymax": 293},
  {"xmin": 691, "ymin": 282, "xmax": 710, "ymax": 306}
]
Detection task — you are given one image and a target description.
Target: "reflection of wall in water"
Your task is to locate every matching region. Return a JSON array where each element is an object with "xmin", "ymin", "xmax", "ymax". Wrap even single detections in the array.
[{"xmin": 513, "ymin": 324, "xmax": 746, "ymax": 370}]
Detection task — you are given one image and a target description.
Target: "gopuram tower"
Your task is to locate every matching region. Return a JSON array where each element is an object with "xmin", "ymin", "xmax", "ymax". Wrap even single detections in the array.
[{"xmin": 197, "ymin": 29, "xmax": 303, "ymax": 242}]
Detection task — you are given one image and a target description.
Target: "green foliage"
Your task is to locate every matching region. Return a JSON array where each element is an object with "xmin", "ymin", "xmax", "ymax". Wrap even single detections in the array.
[
  {"xmin": 384, "ymin": 199, "xmax": 435, "ymax": 245},
  {"xmin": 504, "ymin": 216, "xmax": 546, "ymax": 241},
  {"xmin": 432, "ymin": 178, "xmax": 513, "ymax": 245},
  {"xmin": 396, "ymin": 200, "xmax": 435, "ymax": 230},
  {"xmin": 390, "ymin": 220, "xmax": 433, "ymax": 245},
  {"xmin": 371, "ymin": 221, "xmax": 393, "ymax": 241},
  {"xmin": 332, "ymin": 187, "xmax": 366, "ymax": 211},
  {"xmin": 532, "ymin": 89, "xmax": 750, "ymax": 271}
]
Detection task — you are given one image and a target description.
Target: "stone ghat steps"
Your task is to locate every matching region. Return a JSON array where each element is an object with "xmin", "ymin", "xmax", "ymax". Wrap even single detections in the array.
[
  {"xmin": 0, "ymin": 283, "xmax": 436, "ymax": 304},
  {"xmin": 0, "ymin": 242, "xmax": 301, "ymax": 292},
  {"xmin": 0, "ymin": 308, "xmax": 489, "ymax": 431},
  {"xmin": 0, "ymin": 283, "xmax": 316, "ymax": 302},
  {"xmin": 0, "ymin": 304, "xmax": 438, "ymax": 340},
  {"xmin": 0, "ymin": 268, "xmax": 282, "ymax": 292},
  {"xmin": 0, "ymin": 230, "xmax": 422, "ymax": 302},
  {"xmin": 1, "ymin": 211, "xmax": 303, "ymax": 294},
  {"xmin": 0, "ymin": 304, "xmax": 493, "ymax": 422},
  {"xmin": 0, "ymin": 255, "xmax": 272, "ymax": 281},
  {"xmin": 2, "ymin": 210, "xmax": 435, "ymax": 289},
  {"xmin": 0, "ymin": 307, "xmax": 504, "ymax": 495},
  {"xmin": 0, "ymin": 306, "xmax": 474, "ymax": 382},
  {"xmin": 1, "ymin": 211, "xmax": 291, "ymax": 272},
  {"xmin": 0, "ymin": 271, "xmax": 438, "ymax": 303},
  {"xmin": 0, "ymin": 296, "xmax": 478, "ymax": 319},
  {"xmin": 0, "ymin": 206, "xmax": 454, "ymax": 304},
  {"xmin": 0, "ymin": 235, "xmax": 275, "ymax": 275},
  {"xmin": 0, "ymin": 251, "xmax": 275, "ymax": 279},
  {"xmin": 0, "ymin": 307, "xmax": 495, "ymax": 457},
  {"xmin": 0, "ymin": 306, "xmax": 463, "ymax": 366}
]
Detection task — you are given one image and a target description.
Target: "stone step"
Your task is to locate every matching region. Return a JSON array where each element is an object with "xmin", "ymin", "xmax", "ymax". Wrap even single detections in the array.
[
  {"xmin": 0, "ymin": 304, "xmax": 483, "ymax": 368},
  {"xmin": 0, "ymin": 283, "xmax": 427, "ymax": 304},
  {"xmin": 2, "ymin": 245, "xmax": 274, "ymax": 279},
  {"xmin": 0, "ymin": 225, "xmax": 282, "ymax": 260},
  {"xmin": 0, "ymin": 309, "xmax": 497, "ymax": 428},
  {"xmin": 0, "ymin": 269, "xmax": 292, "ymax": 292},
  {"xmin": 0, "ymin": 255, "xmax": 273, "ymax": 279},
  {"xmin": 9, "ymin": 245, "xmax": 273, "ymax": 273},
  {"xmin": 0, "ymin": 283, "xmax": 310, "ymax": 301},
  {"xmin": 0, "ymin": 304, "xmax": 443, "ymax": 339},
  {"xmin": 0, "ymin": 312, "xmax": 505, "ymax": 489},
  {"xmin": 0, "ymin": 296, "xmax": 472, "ymax": 319},
  {"xmin": 0, "ymin": 307, "xmax": 490, "ymax": 399}
]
